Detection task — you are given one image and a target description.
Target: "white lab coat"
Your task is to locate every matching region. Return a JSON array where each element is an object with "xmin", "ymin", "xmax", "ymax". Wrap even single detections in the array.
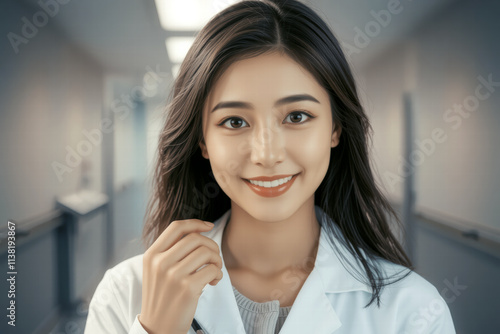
[{"xmin": 84, "ymin": 206, "xmax": 456, "ymax": 334}]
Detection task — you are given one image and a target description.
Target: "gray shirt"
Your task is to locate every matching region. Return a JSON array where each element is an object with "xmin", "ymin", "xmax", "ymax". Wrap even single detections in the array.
[{"xmin": 232, "ymin": 285, "xmax": 292, "ymax": 334}]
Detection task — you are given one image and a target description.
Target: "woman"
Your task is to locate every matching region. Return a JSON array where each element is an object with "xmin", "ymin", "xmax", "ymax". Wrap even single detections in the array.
[{"xmin": 85, "ymin": 0, "xmax": 456, "ymax": 333}]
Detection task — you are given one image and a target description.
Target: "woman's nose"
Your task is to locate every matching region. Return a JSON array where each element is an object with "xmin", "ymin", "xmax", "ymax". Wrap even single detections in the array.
[{"xmin": 249, "ymin": 125, "xmax": 286, "ymax": 168}]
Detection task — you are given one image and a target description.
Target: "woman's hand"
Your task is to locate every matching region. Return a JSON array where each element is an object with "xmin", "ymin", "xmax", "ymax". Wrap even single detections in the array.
[{"xmin": 139, "ymin": 219, "xmax": 223, "ymax": 334}]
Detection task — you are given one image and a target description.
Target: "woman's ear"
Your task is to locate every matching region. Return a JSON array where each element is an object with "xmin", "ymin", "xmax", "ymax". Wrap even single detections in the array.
[
  {"xmin": 331, "ymin": 123, "xmax": 342, "ymax": 148},
  {"xmin": 199, "ymin": 139, "xmax": 209, "ymax": 159}
]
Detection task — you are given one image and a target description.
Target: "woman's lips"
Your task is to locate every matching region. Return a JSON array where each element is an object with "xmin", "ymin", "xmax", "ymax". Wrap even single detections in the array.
[
  {"xmin": 246, "ymin": 174, "xmax": 296, "ymax": 181},
  {"xmin": 242, "ymin": 173, "xmax": 300, "ymax": 198}
]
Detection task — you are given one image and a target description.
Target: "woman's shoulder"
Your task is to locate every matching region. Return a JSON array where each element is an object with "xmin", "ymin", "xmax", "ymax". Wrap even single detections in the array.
[
  {"xmin": 377, "ymin": 258, "xmax": 441, "ymax": 298},
  {"xmin": 367, "ymin": 259, "xmax": 456, "ymax": 332},
  {"xmin": 375, "ymin": 258, "xmax": 453, "ymax": 323},
  {"xmin": 89, "ymin": 254, "xmax": 144, "ymax": 307},
  {"xmin": 105, "ymin": 253, "xmax": 144, "ymax": 282},
  {"xmin": 85, "ymin": 254, "xmax": 146, "ymax": 333}
]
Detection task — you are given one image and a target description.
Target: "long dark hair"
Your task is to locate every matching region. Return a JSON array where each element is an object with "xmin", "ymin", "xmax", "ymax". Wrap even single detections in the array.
[{"xmin": 143, "ymin": 0, "xmax": 413, "ymax": 308}]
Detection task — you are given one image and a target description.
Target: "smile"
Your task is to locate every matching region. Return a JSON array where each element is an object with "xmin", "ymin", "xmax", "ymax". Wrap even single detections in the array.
[
  {"xmin": 248, "ymin": 175, "xmax": 293, "ymax": 187},
  {"xmin": 242, "ymin": 173, "xmax": 300, "ymax": 197}
]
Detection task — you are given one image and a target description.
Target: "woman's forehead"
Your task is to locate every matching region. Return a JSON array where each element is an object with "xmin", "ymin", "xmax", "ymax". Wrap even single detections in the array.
[{"xmin": 205, "ymin": 52, "xmax": 328, "ymax": 111}]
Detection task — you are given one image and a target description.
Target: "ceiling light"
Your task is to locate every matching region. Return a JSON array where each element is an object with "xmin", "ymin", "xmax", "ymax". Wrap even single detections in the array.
[
  {"xmin": 165, "ymin": 36, "xmax": 195, "ymax": 63},
  {"xmin": 154, "ymin": 0, "xmax": 241, "ymax": 31},
  {"xmin": 171, "ymin": 64, "xmax": 181, "ymax": 79}
]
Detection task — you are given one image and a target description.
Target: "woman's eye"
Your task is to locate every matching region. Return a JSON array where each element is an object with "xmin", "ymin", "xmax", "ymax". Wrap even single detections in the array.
[
  {"xmin": 219, "ymin": 117, "xmax": 248, "ymax": 129},
  {"xmin": 284, "ymin": 111, "xmax": 314, "ymax": 124},
  {"xmin": 218, "ymin": 111, "xmax": 314, "ymax": 129}
]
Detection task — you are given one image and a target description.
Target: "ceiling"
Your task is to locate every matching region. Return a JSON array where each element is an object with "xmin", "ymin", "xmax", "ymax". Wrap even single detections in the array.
[{"xmin": 19, "ymin": 0, "xmax": 459, "ymax": 78}]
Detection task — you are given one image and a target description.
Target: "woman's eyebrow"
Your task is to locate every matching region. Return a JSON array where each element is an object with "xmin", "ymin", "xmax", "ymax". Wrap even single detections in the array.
[{"xmin": 210, "ymin": 93, "xmax": 320, "ymax": 113}]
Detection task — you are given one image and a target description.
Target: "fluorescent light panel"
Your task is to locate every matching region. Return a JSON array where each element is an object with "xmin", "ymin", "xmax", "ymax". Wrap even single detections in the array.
[
  {"xmin": 171, "ymin": 64, "xmax": 181, "ymax": 79},
  {"xmin": 154, "ymin": 0, "xmax": 241, "ymax": 31},
  {"xmin": 166, "ymin": 36, "xmax": 195, "ymax": 63},
  {"xmin": 155, "ymin": 0, "xmax": 242, "ymax": 77}
]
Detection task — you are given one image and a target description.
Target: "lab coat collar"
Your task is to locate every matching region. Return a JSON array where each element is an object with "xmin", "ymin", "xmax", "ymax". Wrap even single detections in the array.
[{"xmin": 194, "ymin": 205, "xmax": 372, "ymax": 334}]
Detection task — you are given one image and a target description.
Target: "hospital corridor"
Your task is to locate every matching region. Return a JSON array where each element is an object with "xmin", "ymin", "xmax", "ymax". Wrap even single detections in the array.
[{"xmin": 1, "ymin": 0, "xmax": 499, "ymax": 333}]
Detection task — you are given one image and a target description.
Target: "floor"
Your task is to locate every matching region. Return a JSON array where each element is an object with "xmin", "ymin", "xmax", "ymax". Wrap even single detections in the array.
[
  {"xmin": 49, "ymin": 240, "xmax": 144, "ymax": 334},
  {"xmin": 49, "ymin": 301, "xmax": 90, "ymax": 334}
]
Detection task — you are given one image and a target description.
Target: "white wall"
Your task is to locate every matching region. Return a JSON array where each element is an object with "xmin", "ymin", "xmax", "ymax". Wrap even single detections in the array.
[
  {"xmin": 355, "ymin": 41, "xmax": 410, "ymax": 201},
  {"xmin": 355, "ymin": 2, "xmax": 500, "ymax": 331},
  {"xmin": 0, "ymin": 2, "xmax": 104, "ymax": 224},
  {"xmin": 357, "ymin": 0, "xmax": 500, "ymax": 232},
  {"xmin": 101, "ymin": 72, "xmax": 171, "ymax": 263}
]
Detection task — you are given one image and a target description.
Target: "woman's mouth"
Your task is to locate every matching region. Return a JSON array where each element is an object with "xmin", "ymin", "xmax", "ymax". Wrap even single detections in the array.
[{"xmin": 242, "ymin": 173, "xmax": 300, "ymax": 197}]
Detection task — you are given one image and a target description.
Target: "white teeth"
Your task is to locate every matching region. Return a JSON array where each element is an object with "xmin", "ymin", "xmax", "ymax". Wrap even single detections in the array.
[{"xmin": 248, "ymin": 175, "xmax": 293, "ymax": 188}]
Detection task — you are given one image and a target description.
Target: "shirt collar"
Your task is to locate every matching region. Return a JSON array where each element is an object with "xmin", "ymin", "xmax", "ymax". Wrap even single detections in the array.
[
  {"xmin": 193, "ymin": 205, "xmax": 372, "ymax": 334},
  {"xmin": 205, "ymin": 205, "xmax": 373, "ymax": 293}
]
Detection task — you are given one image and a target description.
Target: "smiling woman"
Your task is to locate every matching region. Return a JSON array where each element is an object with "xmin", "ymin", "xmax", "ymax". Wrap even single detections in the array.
[
  {"xmin": 84, "ymin": 0, "xmax": 456, "ymax": 333},
  {"xmin": 200, "ymin": 52, "xmax": 338, "ymax": 215}
]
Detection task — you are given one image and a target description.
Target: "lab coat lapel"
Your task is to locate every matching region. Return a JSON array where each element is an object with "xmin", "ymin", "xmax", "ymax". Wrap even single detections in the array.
[
  {"xmin": 277, "ymin": 268, "xmax": 342, "ymax": 333},
  {"xmin": 194, "ymin": 206, "xmax": 372, "ymax": 334},
  {"xmin": 194, "ymin": 210, "xmax": 246, "ymax": 334},
  {"xmin": 279, "ymin": 206, "xmax": 372, "ymax": 333}
]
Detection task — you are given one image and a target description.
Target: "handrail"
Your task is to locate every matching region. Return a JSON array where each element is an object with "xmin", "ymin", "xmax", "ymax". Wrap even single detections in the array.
[
  {"xmin": 389, "ymin": 198, "xmax": 500, "ymax": 260},
  {"xmin": 413, "ymin": 205, "xmax": 500, "ymax": 260},
  {"xmin": 0, "ymin": 209, "xmax": 66, "ymax": 253}
]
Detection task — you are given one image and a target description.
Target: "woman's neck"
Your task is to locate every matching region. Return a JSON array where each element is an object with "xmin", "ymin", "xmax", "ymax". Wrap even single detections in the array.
[{"xmin": 221, "ymin": 199, "xmax": 320, "ymax": 278}]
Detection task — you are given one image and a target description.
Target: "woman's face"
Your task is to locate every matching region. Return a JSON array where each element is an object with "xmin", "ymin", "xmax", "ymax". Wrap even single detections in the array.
[{"xmin": 200, "ymin": 51, "xmax": 341, "ymax": 222}]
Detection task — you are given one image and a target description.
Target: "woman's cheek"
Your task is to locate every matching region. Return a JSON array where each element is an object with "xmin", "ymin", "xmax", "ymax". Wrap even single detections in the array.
[
  {"xmin": 236, "ymin": 136, "xmax": 253, "ymax": 156},
  {"xmin": 208, "ymin": 136, "xmax": 243, "ymax": 188},
  {"xmin": 292, "ymin": 130, "xmax": 331, "ymax": 182},
  {"xmin": 289, "ymin": 129, "xmax": 328, "ymax": 160}
]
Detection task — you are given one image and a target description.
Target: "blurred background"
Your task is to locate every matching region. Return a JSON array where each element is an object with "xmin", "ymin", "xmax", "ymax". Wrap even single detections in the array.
[{"xmin": 0, "ymin": 0, "xmax": 499, "ymax": 333}]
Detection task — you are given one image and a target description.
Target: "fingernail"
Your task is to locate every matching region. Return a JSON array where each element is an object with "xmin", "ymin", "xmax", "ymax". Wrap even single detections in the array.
[{"xmin": 204, "ymin": 221, "xmax": 214, "ymax": 226}]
